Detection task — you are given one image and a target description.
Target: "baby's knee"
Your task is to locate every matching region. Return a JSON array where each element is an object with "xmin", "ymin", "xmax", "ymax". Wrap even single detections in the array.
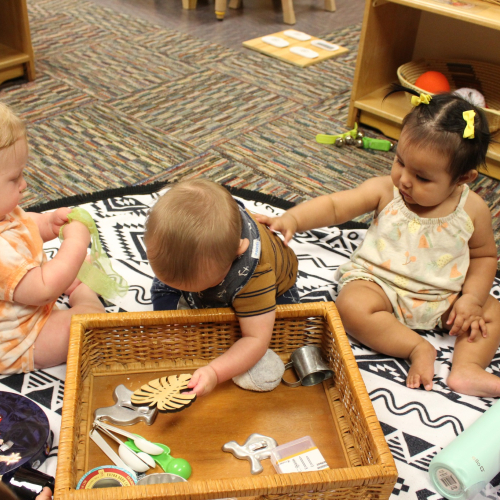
[
  {"xmin": 484, "ymin": 296, "xmax": 500, "ymax": 325},
  {"xmin": 336, "ymin": 281, "xmax": 392, "ymax": 317},
  {"xmin": 335, "ymin": 292, "xmax": 365, "ymax": 329}
]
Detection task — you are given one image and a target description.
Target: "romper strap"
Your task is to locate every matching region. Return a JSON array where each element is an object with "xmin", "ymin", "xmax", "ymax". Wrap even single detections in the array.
[{"xmin": 457, "ymin": 184, "xmax": 470, "ymax": 209}]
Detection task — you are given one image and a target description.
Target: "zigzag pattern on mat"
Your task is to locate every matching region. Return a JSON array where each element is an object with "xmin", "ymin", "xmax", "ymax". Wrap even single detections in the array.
[{"xmin": 1, "ymin": 0, "xmax": 500, "ymax": 260}]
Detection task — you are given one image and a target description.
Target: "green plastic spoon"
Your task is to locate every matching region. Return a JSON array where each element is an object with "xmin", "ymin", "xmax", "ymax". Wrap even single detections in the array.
[{"xmin": 125, "ymin": 440, "xmax": 192, "ymax": 479}]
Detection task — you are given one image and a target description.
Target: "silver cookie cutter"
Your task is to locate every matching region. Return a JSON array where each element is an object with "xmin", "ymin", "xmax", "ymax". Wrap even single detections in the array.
[
  {"xmin": 222, "ymin": 433, "xmax": 278, "ymax": 474},
  {"xmin": 94, "ymin": 384, "xmax": 157, "ymax": 426}
]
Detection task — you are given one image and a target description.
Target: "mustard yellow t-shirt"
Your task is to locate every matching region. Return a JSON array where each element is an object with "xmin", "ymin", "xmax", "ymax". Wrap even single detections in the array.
[{"xmin": 233, "ymin": 212, "xmax": 298, "ymax": 317}]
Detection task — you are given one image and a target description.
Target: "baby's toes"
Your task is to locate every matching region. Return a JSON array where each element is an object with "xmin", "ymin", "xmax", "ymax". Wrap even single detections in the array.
[{"xmin": 406, "ymin": 373, "xmax": 421, "ymax": 389}]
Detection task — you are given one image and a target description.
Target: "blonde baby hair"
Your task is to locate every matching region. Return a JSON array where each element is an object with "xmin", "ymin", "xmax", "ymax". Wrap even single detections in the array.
[
  {"xmin": 0, "ymin": 102, "xmax": 26, "ymax": 151},
  {"xmin": 145, "ymin": 178, "xmax": 242, "ymax": 287}
]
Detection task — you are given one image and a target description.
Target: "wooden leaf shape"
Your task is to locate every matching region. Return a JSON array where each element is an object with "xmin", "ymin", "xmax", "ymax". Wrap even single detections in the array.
[{"xmin": 131, "ymin": 374, "xmax": 196, "ymax": 413}]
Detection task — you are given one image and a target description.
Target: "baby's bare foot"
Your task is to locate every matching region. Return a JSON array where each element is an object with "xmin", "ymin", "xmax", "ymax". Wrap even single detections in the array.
[
  {"xmin": 448, "ymin": 363, "xmax": 500, "ymax": 397},
  {"xmin": 407, "ymin": 341, "xmax": 436, "ymax": 391}
]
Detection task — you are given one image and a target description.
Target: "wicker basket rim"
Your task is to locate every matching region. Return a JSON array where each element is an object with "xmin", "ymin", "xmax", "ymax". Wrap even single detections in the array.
[
  {"xmin": 55, "ymin": 302, "xmax": 398, "ymax": 500},
  {"xmin": 69, "ymin": 302, "xmax": 338, "ymax": 328},
  {"xmin": 399, "ymin": 57, "xmax": 500, "ymax": 71},
  {"xmin": 56, "ymin": 465, "xmax": 399, "ymax": 500},
  {"xmin": 397, "ymin": 58, "xmax": 500, "ymax": 119}
]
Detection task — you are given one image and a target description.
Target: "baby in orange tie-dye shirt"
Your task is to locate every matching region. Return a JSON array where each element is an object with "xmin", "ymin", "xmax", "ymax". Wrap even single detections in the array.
[{"xmin": 0, "ymin": 102, "xmax": 104, "ymax": 374}]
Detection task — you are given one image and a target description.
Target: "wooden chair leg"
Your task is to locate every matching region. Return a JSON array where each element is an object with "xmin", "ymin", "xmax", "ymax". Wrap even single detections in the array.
[
  {"xmin": 229, "ymin": 0, "xmax": 241, "ymax": 9},
  {"xmin": 324, "ymin": 0, "xmax": 336, "ymax": 11},
  {"xmin": 215, "ymin": 0, "xmax": 227, "ymax": 19},
  {"xmin": 182, "ymin": 0, "xmax": 197, "ymax": 9},
  {"xmin": 281, "ymin": 0, "xmax": 296, "ymax": 24}
]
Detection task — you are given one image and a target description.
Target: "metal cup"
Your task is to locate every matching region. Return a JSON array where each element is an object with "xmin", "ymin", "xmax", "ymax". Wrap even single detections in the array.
[{"xmin": 281, "ymin": 345, "xmax": 333, "ymax": 387}]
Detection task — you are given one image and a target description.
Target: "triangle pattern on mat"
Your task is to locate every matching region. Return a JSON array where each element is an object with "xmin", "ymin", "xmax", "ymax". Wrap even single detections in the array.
[
  {"xmin": 0, "ymin": 371, "xmax": 65, "ymax": 414},
  {"xmin": 379, "ymin": 421, "xmax": 398, "ymax": 437},
  {"xmin": 403, "ymin": 433, "xmax": 434, "ymax": 457}
]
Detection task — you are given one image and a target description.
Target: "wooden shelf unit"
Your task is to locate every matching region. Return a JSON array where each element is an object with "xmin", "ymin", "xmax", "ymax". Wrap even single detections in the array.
[
  {"xmin": 347, "ymin": 0, "xmax": 500, "ymax": 179},
  {"xmin": 0, "ymin": 0, "xmax": 35, "ymax": 86}
]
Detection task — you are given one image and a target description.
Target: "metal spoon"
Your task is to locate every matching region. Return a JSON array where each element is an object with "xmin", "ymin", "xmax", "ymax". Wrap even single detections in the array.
[
  {"xmin": 90, "ymin": 428, "xmax": 135, "ymax": 475},
  {"xmin": 96, "ymin": 420, "xmax": 163, "ymax": 455}
]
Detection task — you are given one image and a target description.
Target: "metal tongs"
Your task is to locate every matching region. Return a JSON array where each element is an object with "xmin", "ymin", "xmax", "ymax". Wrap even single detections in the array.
[{"xmin": 90, "ymin": 420, "xmax": 161, "ymax": 473}]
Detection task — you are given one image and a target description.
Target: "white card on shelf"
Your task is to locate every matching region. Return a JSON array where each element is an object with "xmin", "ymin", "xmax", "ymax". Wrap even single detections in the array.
[
  {"xmin": 261, "ymin": 36, "xmax": 289, "ymax": 48},
  {"xmin": 283, "ymin": 30, "xmax": 312, "ymax": 41},
  {"xmin": 289, "ymin": 46, "xmax": 319, "ymax": 58},
  {"xmin": 310, "ymin": 40, "xmax": 340, "ymax": 51}
]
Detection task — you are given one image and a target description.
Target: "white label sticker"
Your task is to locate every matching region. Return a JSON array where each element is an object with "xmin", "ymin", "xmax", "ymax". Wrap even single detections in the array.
[
  {"xmin": 277, "ymin": 447, "xmax": 329, "ymax": 473},
  {"xmin": 310, "ymin": 40, "xmax": 340, "ymax": 51},
  {"xmin": 251, "ymin": 240, "xmax": 261, "ymax": 259},
  {"xmin": 435, "ymin": 468, "xmax": 462, "ymax": 493}
]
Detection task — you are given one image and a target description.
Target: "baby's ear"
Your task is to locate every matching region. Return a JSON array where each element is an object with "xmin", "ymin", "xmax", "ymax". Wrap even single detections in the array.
[
  {"xmin": 236, "ymin": 238, "xmax": 250, "ymax": 256},
  {"xmin": 458, "ymin": 169, "xmax": 478, "ymax": 185}
]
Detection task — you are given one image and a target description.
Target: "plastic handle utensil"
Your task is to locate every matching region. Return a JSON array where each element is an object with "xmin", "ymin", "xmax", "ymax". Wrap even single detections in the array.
[
  {"xmin": 118, "ymin": 444, "xmax": 154, "ymax": 473},
  {"xmin": 96, "ymin": 421, "xmax": 163, "ymax": 455},
  {"xmin": 96, "ymin": 425, "xmax": 155, "ymax": 473}
]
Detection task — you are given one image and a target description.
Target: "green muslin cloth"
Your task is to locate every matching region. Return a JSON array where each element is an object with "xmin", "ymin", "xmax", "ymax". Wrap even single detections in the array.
[{"xmin": 59, "ymin": 207, "xmax": 129, "ymax": 301}]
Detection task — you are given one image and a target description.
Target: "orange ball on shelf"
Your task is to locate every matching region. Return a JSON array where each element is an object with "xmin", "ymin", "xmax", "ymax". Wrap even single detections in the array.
[{"xmin": 415, "ymin": 71, "xmax": 450, "ymax": 93}]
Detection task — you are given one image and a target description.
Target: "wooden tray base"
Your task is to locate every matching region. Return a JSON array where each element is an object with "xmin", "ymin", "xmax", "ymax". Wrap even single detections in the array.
[{"xmin": 85, "ymin": 368, "xmax": 349, "ymax": 482}]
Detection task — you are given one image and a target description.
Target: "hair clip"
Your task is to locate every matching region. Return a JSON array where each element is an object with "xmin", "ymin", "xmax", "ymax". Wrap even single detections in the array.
[
  {"xmin": 463, "ymin": 110, "xmax": 475, "ymax": 139},
  {"xmin": 411, "ymin": 93, "xmax": 432, "ymax": 106}
]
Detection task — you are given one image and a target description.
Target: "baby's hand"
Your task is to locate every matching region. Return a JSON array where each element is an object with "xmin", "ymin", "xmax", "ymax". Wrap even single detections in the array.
[
  {"xmin": 187, "ymin": 365, "xmax": 218, "ymax": 397},
  {"xmin": 447, "ymin": 294, "xmax": 487, "ymax": 341},
  {"xmin": 254, "ymin": 213, "xmax": 298, "ymax": 246},
  {"xmin": 49, "ymin": 207, "xmax": 72, "ymax": 238}
]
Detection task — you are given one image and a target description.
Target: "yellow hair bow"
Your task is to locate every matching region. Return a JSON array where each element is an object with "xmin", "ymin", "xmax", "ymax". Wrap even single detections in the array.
[
  {"xmin": 463, "ymin": 110, "xmax": 475, "ymax": 139},
  {"xmin": 411, "ymin": 93, "xmax": 432, "ymax": 106}
]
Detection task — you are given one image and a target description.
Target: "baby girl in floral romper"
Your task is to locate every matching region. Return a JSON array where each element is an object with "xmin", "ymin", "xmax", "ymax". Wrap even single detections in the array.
[{"xmin": 257, "ymin": 85, "xmax": 500, "ymax": 398}]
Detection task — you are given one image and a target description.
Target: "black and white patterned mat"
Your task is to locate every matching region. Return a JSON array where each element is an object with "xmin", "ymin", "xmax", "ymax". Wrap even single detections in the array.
[{"xmin": 2, "ymin": 185, "xmax": 500, "ymax": 499}]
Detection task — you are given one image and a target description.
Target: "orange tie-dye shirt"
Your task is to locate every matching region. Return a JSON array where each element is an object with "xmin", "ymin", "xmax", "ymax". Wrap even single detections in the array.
[{"xmin": 0, "ymin": 206, "xmax": 55, "ymax": 374}]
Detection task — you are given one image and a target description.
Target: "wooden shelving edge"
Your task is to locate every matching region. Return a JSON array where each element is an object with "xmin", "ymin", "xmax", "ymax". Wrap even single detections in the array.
[
  {"xmin": 348, "ymin": 0, "xmax": 500, "ymax": 179},
  {"xmin": 353, "ymin": 86, "xmax": 500, "ymax": 176},
  {"xmin": 0, "ymin": 0, "xmax": 35, "ymax": 85},
  {"xmin": 0, "ymin": 43, "xmax": 30, "ymax": 70},
  {"xmin": 389, "ymin": 0, "xmax": 500, "ymax": 30}
]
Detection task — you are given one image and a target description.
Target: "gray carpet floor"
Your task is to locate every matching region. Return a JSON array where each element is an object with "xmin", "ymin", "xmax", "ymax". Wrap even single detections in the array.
[{"xmin": 2, "ymin": 0, "xmax": 499, "ymax": 262}]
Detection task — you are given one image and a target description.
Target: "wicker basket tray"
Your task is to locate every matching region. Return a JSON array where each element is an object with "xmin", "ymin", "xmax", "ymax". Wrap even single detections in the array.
[
  {"xmin": 55, "ymin": 303, "xmax": 397, "ymax": 500},
  {"xmin": 397, "ymin": 59, "xmax": 500, "ymax": 133}
]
